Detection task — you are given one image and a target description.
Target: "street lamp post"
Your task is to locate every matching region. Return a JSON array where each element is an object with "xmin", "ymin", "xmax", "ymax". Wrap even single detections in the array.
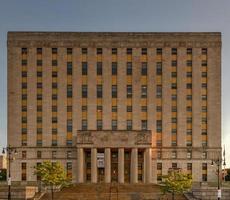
[
  {"xmin": 2, "ymin": 146, "xmax": 18, "ymax": 200},
  {"xmin": 211, "ymin": 158, "xmax": 224, "ymax": 200}
]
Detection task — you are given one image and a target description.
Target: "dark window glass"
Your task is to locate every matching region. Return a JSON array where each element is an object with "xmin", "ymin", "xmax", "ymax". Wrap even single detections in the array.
[
  {"xmin": 22, "ymin": 94, "xmax": 27, "ymax": 100},
  {"xmin": 37, "ymin": 71, "xmax": 42, "ymax": 77},
  {"xmin": 67, "ymin": 48, "xmax": 72, "ymax": 55},
  {"xmin": 67, "ymin": 85, "xmax": 72, "ymax": 97},
  {"xmin": 127, "ymin": 62, "xmax": 132, "ymax": 75},
  {"xmin": 97, "ymin": 62, "xmax": 102, "ymax": 75},
  {"xmin": 112, "ymin": 85, "xmax": 117, "ymax": 98},
  {"xmin": 171, "ymin": 60, "xmax": 177, "ymax": 66},
  {"xmin": 97, "ymin": 120, "xmax": 103, "ymax": 130},
  {"xmin": 37, "ymin": 60, "xmax": 42, "ymax": 66},
  {"xmin": 22, "ymin": 48, "xmax": 27, "ymax": 54},
  {"xmin": 67, "ymin": 119, "xmax": 72, "ymax": 132},
  {"xmin": 172, "ymin": 106, "xmax": 177, "ymax": 112},
  {"xmin": 141, "ymin": 106, "xmax": 147, "ymax": 112},
  {"xmin": 52, "ymin": 106, "xmax": 57, "ymax": 112},
  {"xmin": 67, "ymin": 62, "xmax": 72, "ymax": 75},
  {"xmin": 22, "ymin": 71, "xmax": 27, "ymax": 77},
  {"xmin": 127, "ymin": 106, "xmax": 132, "ymax": 112},
  {"xmin": 186, "ymin": 106, "xmax": 192, "ymax": 112},
  {"xmin": 112, "ymin": 120, "xmax": 117, "ymax": 130},
  {"xmin": 171, "ymin": 83, "xmax": 177, "ymax": 89},
  {"xmin": 82, "ymin": 120, "xmax": 87, "ymax": 130},
  {"xmin": 112, "ymin": 62, "xmax": 117, "ymax": 75},
  {"xmin": 37, "ymin": 94, "xmax": 42, "ymax": 100},
  {"xmin": 187, "ymin": 60, "xmax": 192, "ymax": 66},
  {"xmin": 97, "ymin": 85, "xmax": 102, "ymax": 98},
  {"xmin": 141, "ymin": 62, "xmax": 147, "ymax": 75},
  {"xmin": 171, "ymin": 94, "xmax": 177, "ymax": 100},
  {"xmin": 127, "ymin": 48, "xmax": 132, "ymax": 55},
  {"xmin": 171, "ymin": 48, "xmax": 177, "ymax": 55},
  {"xmin": 187, "ymin": 95, "xmax": 192, "ymax": 100},
  {"xmin": 127, "ymin": 120, "xmax": 132, "ymax": 130},
  {"xmin": 187, "ymin": 83, "xmax": 192, "ymax": 89},
  {"xmin": 141, "ymin": 120, "xmax": 147, "ymax": 130},
  {"xmin": 202, "ymin": 60, "xmax": 207, "ymax": 66},
  {"xmin": 156, "ymin": 120, "xmax": 162, "ymax": 133},
  {"xmin": 52, "ymin": 48, "xmax": 57, "ymax": 54},
  {"xmin": 52, "ymin": 117, "xmax": 58, "ymax": 123},
  {"xmin": 171, "ymin": 72, "xmax": 177, "ymax": 77},
  {"xmin": 97, "ymin": 48, "xmax": 102, "ymax": 54},
  {"xmin": 156, "ymin": 62, "xmax": 162, "ymax": 75},
  {"xmin": 156, "ymin": 85, "xmax": 162, "ymax": 98},
  {"xmin": 187, "ymin": 48, "xmax": 192, "ymax": 54},
  {"xmin": 82, "ymin": 106, "xmax": 87, "ymax": 111},
  {"xmin": 202, "ymin": 72, "xmax": 207, "ymax": 77},
  {"xmin": 82, "ymin": 62, "xmax": 88, "ymax": 75},
  {"xmin": 112, "ymin": 106, "xmax": 117, "ymax": 112},
  {"xmin": 52, "ymin": 60, "xmax": 57, "ymax": 66},
  {"xmin": 82, "ymin": 48, "xmax": 87, "ymax": 54},
  {"xmin": 156, "ymin": 48, "xmax": 162, "ymax": 55},
  {"xmin": 112, "ymin": 48, "xmax": 117, "ymax": 54},
  {"xmin": 52, "ymin": 71, "xmax": 58, "ymax": 77},
  {"xmin": 141, "ymin": 85, "xmax": 147, "ymax": 98},
  {"xmin": 22, "ymin": 83, "xmax": 27, "ymax": 89},
  {"xmin": 82, "ymin": 85, "xmax": 87, "ymax": 98},
  {"xmin": 52, "ymin": 94, "xmax": 57, "ymax": 100},
  {"xmin": 37, "ymin": 82, "xmax": 42, "ymax": 88},
  {"xmin": 127, "ymin": 85, "xmax": 132, "ymax": 98},
  {"xmin": 52, "ymin": 82, "xmax": 57, "ymax": 88},
  {"xmin": 142, "ymin": 48, "xmax": 147, "ymax": 55},
  {"xmin": 156, "ymin": 106, "xmax": 162, "ymax": 112},
  {"xmin": 202, "ymin": 48, "xmax": 207, "ymax": 55},
  {"xmin": 187, "ymin": 72, "xmax": 192, "ymax": 77},
  {"xmin": 22, "ymin": 60, "xmax": 27, "ymax": 65},
  {"xmin": 67, "ymin": 106, "xmax": 72, "ymax": 112}
]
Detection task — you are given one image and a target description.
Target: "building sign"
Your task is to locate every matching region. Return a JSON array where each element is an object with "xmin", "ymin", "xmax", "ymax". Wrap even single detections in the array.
[{"xmin": 97, "ymin": 153, "xmax": 104, "ymax": 168}]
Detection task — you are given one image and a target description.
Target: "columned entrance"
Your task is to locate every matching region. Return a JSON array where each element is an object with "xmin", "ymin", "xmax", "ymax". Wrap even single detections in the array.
[{"xmin": 76, "ymin": 130, "xmax": 152, "ymax": 183}]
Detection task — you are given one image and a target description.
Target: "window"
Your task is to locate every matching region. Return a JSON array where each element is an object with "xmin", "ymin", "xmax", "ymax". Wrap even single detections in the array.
[
  {"xmin": 67, "ymin": 151, "xmax": 72, "ymax": 159},
  {"xmin": 22, "ymin": 151, "xmax": 26, "ymax": 159},
  {"xmin": 127, "ymin": 85, "xmax": 132, "ymax": 98},
  {"xmin": 172, "ymin": 106, "xmax": 177, "ymax": 112},
  {"xmin": 22, "ymin": 94, "xmax": 27, "ymax": 100},
  {"xmin": 202, "ymin": 48, "xmax": 207, "ymax": 55},
  {"xmin": 187, "ymin": 163, "xmax": 192, "ymax": 170},
  {"xmin": 97, "ymin": 120, "xmax": 103, "ymax": 130},
  {"xmin": 37, "ymin": 117, "xmax": 42, "ymax": 123},
  {"xmin": 171, "ymin": 61, "xmax": 177, "ymax": 66},
  {"xmin": 112, "ymin": 106, "xmax": 117, "ymax": 112},
  {"xmin": 127, "ymin": 120, "xmax": 132, "ymax": 130},
  {"xmin": 142, "ymin": 48, "xmax": 147, "ymax": 55},
  {"xmin": 172, "ymin": 129, "xmax": 177, "ymax": 134},
  {"xmin": 52, "ymin": 71, "xmax": 58, "ymax": 77},
  {"xmin": 97, "ymin": 105, "xmax": 102, "ymax": 113},
  {"xmin": 187, "ymin": 117, "xmax": 192, "ymax": 123},
  {"xmin": 172, "ymin": 151, "xmax": 177, "ymax": 159},
  {"xmin": 202, "ymin": 72, "xmax": 207, "ymax": 77},
  {"xmin": 21, "ymin": 163, "xmax": 27, "ymax": 181},
  {"xmin": 171, "ymin": 72, "xmax": 177, "ymax": 77},
  {"xmin": 157, "ymin": 151, "xmax": 162, "ymax": 159},
  {"xmin": 82, "ymin": 85, "xmax": 87, "ymax": 98},
  {"xmin": 202, "ymin": 95, "xmax": 207, "ymax": 100},
  {"xmin": 52, "ymin": 140, "xmax": 58, "ymax": 146},
  {"xmin": 141, "ymin": 106, "xmax": 147, "ymax": 112},
  {"xmin": 37, "ymin": 71, "xmax": 42, "ymax": 77},
  {"xmin": 52, "ymin": 82, "xmax": 57, "ymax": 88},
  {"xmin": 186, "ymin": 106, "xmax": 192, "ymax": 112},
  {"xmin": 37, "ymin": 48, "xmax": 42, "ymax": 54},
  {"xmin": 202, "ymin": 83, "xmax": 207, "ymax": 88},
  {"xmin": 171, "ymin": 94, "xmax": 177, "ymax": 100},
  {"xmin": 82, "ymin": 120, "xmax": 87, "ymax": 130},
  {"xmin": 52, "ymin": 117, "xmax": 58, "ymax": 123},
  {"xmin": 52, "ymin": 106, "xmax": 57, "ymax": 112},
  {"xmin": 22, "ymin": 106, "xmax": 27, "ymax": 111},
  {"xmin": 112, "ymin": 85, "xmax": 117, "ymax": 98},
  {"xmin": 82, "ymin": 106, "xmax": 87, "ymax": 112},
  {"xmin": 127, "ymin": 48, "xmax": 132, "ymax": 54},
  {"xmin": 22, "ymin": 83, "xmax": 27, "ymax": 89},
  {"xmin": 187, "ymin": 72, "xmax": 192, "ymax": 77},
  {"xmin": 156, "ymin": 106, "xmax": 162, "ymax": 112},
  {"xmin": 52, "ymin": 94, "xmax": 57, "ymax": 100},
  {"xmin": 127, "ymin": 106, "xmax": 132, "ymax": 112},
  {"xmin": 52, "ymin": 60, "xmax": 57, "ymax": 66},
  {"xmin": 127, "ymin": 62, "xmax": 132, "ymax": 75},
  {"xmin": 67, "ymin": 48, "xmax": 72, "ymax": 55},
  {"xmin": 112, "ymin": 120, "xmax": 117, "ymax": 130},
  {"xmin": 172, "ymin": 118, "xmax": 177, "ymax": 123},
  {"xmin": 82, "ymin": 62, "xmax": 88, "ymax": 75},
  {"xmin": 141, "ymin": 120, "xmax": 147, "ymax": 130},
  {"xmin": 67, "ymin": 85, "xmax": 72, "ymax": 98},
  {"xmin": 97, "ymin": 62, "xmax": 102, "ymax": 75},
  {"xmin": 67, "ymin": 106, "xmax": 72, "ymax": 112},
  {"xmin": 156, "ymin": 85, "xmax": 162, "ymax": 98},
  {"xmin": 37, "ymin": 151, "xmax": 42, "ymax": 159},
  {"xmin": 171, "ymin": 48, "xmax": 177, "ymax": 55},
  {"xmin": 187, "ymin": 60, "xmax": 192, "ymax": 66},
  {"xmin": 112, "ymin": 62, "xmax": 117, "ymax": 75},
  {"xmin": 141, "ymin": 62, "xmax": 147, "ymax": 75},
  {"xmin": 67, "ymin": 62, "xmax": 72, "ymax": 75},
  {"xmin": 187, "ymin": 95, "xmax": 192, "ymax": 100},
  {"xmin": 37, "ymin": 60, "xmax": 42, "ymax": 66},
  {"xmin": 202, "ymin": 118, "xmax": 207, "ymax": 124},
  {"xmin": 156, "ymin": 48, "xmax": 162, "ymax": 55},
  {"xmin": 202, "ymin": 60, "xmax": 207, "ymax": 66},
  {"xmin": 156, "ymin": 120, "xmax": 162, "ymax": 133},
  {"xmin": 97, "ymin": 48, "xmax": 102, "ymax": 54},
  {"xmin": 112, "ymin": 48, "xmax": 117, "ymax": 54},
  {"xmin": 202, "ymin": 151, "xmax": 207, "ymax": 159},
  {"xmin": 82, "ymin": 48, "xmax": 87, "ymax": 54},
  {"xmin": 156, "ymin": 62, "xmax": 162, "ymax": 75},
  {"xmin": 187, "ymin": 140, "xmax": 192, "ymax": 147},
  {"xmin": 202, "ymin": 129, "xmax": 207, "ymax": 135},
  {"xmin": 22, "ymin": 71, "xmax": 27, "ymax": 77},
  {"xmin": 97, "ymin": 85, "xmax": 103, "ymax": 98},
  {"xmin": 52, "ymin": 151, "xmax": 57, "ymax": 159},
  {"xmin": 171, "ymin": 83, "xmax": 177, "ymax": 89},
  {"xmin": 157, "ymin": 163, "xmax": 162, "ymax": 170},
  {"xmin": 202, "ymin": 163, "xmax": 207, "ymax": 170},
  {"xmin": 187, "ymin": 48, "xmax": 192, "ymax": 54},
  {"xmin": 172, "ymin": 141, "xmax": 177, "ymax": 146},
  {"xmin": 187, "ymin": 83, "xmax": 192, "ymax": 89},
  {"xmin": 202, "ymin": 106, "xmax": 207, "ymax": 112},
  {"xmin": 141, "ymin": 85, "xmax": 147, "ymax": 98},
  {"xmin": 172, "ymin": 163, "xmax": 177, "ymax": 169},
  {"xmin": 67, "ymin": 119, "xmax": 72, "ymax": 132},
  {"xmin": 22, "ymin": 60, "xmax": 27, "ymax": 65}
]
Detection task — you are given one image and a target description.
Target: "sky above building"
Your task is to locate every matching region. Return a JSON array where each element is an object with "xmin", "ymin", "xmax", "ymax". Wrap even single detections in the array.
[{"xmin": 0, "ymin": 0, "xmax": 229, "ymax": 166}]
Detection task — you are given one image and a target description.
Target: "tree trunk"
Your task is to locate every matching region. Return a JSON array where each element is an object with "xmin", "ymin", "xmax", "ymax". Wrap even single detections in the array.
[
  {"xmin": 51, "ymin": 185, "xmax": 54, "ymax": 200},
  {"xmin": 172, "ymin": 192, "xmax": 174, "ymax": 200}
]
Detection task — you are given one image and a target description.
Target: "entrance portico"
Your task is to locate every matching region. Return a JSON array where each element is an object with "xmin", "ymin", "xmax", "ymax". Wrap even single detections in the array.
[{"xmin": 76, "ymin": 130, "xmax": 152, "ymax": 183}]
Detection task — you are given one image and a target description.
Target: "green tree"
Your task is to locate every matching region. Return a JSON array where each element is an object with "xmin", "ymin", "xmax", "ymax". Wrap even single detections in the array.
[
  {"xmin": 160, "ymin": 170, "xmax": 192, "ymax": 200},
  {"xmin": 34, "ymin": 161, "xmax": 70, "ymax": 200},
  {"xmin": 0, "ymin": 169, "xmax": 7, "ymax": 181}
]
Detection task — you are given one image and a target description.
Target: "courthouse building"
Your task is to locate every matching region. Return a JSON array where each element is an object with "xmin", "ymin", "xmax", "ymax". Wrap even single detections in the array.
[{"xmin": 7, "ymin": 32, "xmax": 221, "ymax": 184}]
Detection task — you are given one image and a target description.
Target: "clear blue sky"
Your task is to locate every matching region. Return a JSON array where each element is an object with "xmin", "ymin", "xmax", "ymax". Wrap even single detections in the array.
[{"xmin": 0, "ymin": 0, "xmax": 229, "ymax": 165}]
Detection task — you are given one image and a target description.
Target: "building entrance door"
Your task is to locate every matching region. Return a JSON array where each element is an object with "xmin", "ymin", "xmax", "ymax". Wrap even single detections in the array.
[
  {"xmin": 111, "ymin": 150, "xmax": 118, "ymax": 182},
  {"xmin": 124, "ymin": 150, "xmax": 131, "ymax": 183}
]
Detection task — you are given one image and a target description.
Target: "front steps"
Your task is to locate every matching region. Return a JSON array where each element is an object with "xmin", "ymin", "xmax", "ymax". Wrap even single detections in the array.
[{"xmin": 40, "ymin": 183, "xmax": 187, "ymax": 200}]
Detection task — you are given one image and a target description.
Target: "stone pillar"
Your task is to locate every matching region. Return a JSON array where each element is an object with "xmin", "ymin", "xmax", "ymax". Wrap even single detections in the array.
[
  {"xmin": 131, "ymin": 148, "xmax": 138, "ymax": 183},
  {"xmin": 77, "ymin": 148, "xmax": 84, "ymax": 183},
  {"xmin": 105, "ymin": 148, "xmax": 111, "ymax": 183},
  {"xmin": 91, "ymin": 148, "xmax": 97, "ymax": 183},
  {"xmin": 145, "ymin": 148, "xmax": 152, "ymax": 183},
  {"xmin": 118, "ymin": 148, "xmax": 124, "ymax": 183}
]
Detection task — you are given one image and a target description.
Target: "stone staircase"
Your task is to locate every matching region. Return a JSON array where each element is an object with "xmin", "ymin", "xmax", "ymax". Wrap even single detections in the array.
[{"xmin": 40, "ymin": 183, "xmax": 187, "ymax": 200}]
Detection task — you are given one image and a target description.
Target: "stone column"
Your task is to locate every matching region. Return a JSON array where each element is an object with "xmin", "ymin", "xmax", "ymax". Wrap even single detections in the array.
[
  {"xmin": 91, "ymin": 148, "xmax": 97, "ymax": 183},
  {"xmin": 105, "ymin": 148, "xmax": 111, "ymax": 183},
  {"xmin": 118, "ymin": 148, "xmax": 124, "ymax": 183},
  {"xmin": 77, "ymin": 148, "xmax": 84, "ymax": 183},
  {"xmin": 145, "ymin": 148, "xmax": 152, "ymax": 183},
  {"xmin": 131, "ymin": 148, "xmax": 138, "ymax": 183}
]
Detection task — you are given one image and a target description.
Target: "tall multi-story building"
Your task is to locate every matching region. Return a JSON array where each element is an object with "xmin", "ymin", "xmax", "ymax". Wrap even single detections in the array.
[{"xmin": 8, "ymin": 32, "xmax": 221, "ymax": 184}]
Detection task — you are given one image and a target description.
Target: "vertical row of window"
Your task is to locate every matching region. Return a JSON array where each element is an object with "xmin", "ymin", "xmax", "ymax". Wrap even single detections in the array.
[
  {"xmin": 126, "ymin": 48, "xmax": 133, "ymax": 130},
  {"xmin": 201, "ymin": 48, "xmax": 208, "ymax": 147},
  {"xmin": 97, "ymin": 48, "xmax": 103, "ymax": 130},
  {"xmin": 111, "ymin": 48, "xmax": 118, "ymax": 130},
  {"xmin": 82, "ymin": 48, "xmax": 88, "ymax": 130},
  {"xmin": 67, "ymin": 48, "xmax": 73, "ymax": 147},
  {"xmin": 186, "ymin": 48, "xmax": 193, "ymax": 147},
  {"xmin": 52, "ymin": 48, "xmax": 58, "ymax": 146},
  {"xmin": 21, "ymin": 48, "xmax": 28, "ymax": 146},
  {"xmin": 156, "ymin": 48, "xmax": 163, "ymax": 147},
  {"xmin": 171, "ymin": 48, "xmax": 177, "ymax": 147},
  {"xmin": 37, "ymin": 48, "xmax": 43, "ymax": 146}
]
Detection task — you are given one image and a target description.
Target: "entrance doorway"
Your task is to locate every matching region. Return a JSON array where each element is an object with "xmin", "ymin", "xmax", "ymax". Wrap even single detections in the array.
[
  {"xmin": 111, "ymin": 150, "xmax": 118, "ymax": 182},
  {"xmin": 124, "ymin": 150, "xmax": 131, "ymax": 183}
]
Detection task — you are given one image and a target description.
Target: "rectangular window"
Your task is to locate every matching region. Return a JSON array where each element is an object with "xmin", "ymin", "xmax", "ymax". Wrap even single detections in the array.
[
  {"xmin": 171, "ymin": 83, "xmax": 177, "ymax": 89},
  {"xmin": 142, "ymin": 48, "xmax": 147, "ymax": 55},
  {"xmin": 97, "ymin": 48, "xmax": 102, "ymax": 54},
  {"xmin": 127, "ymin": 62, "xmax": 132, "ymax": 75},
  {"xmin": 127, "ymin": 120, "xmax": 132, "ymax": 130},
  {"xmin": 171, "ymin": 60, "xmax": 177, "ymax": 66},
  {"xmin": 187, "ymin": 72, "xmax": 192, "ymax": 77},
  {"xmin": 67, "ymin": 151, "xmax": 72, "ymax": 159},
  {"xmin": 141, "ymin": 106, "xmax": 147, "ymax": 112},
  {"xmin": 187, "ymin": 83, "xmax": 192, "ymax": 89},
  {"xmin": 187, "ymin": 60, "xmax": 192, "ymax": 66},
  {"xmin": 112, "ymin": 48, "xmax": 117, "ymax": 54},
  {"xmin": 67, "ymin": 119, "xmax": 72, "ymax": 132},
  {"xmin": 97, "ymin": 120, "xmax": 103, "ymax": 130},
  {"xmin": 37, "ymin": 60, "xmax": 42, "ymax": 66},
  {"xmin": 112, "ymin": 120, "xmax": 117, "ymax": 130},
  {"xmin": 82, "ymin": 62, "xmax": 88, "ymax": 75},
  {"xmin": 202, "ymin": 60, "xmax": 207, "ymax": 66},
  {"xmin": 127, "ymin": 48, "xmax": 132, "ymax": 55},
  {"xmin": 82, "ymin": 106, "xmax": 87, "ymax": 111},
  {"xmin": 112, "ymin": 85, "xmax": 117, "ymax": 98},
  {"xmin": 156, "ymin": 120, "xmax": 162, "ymax": 133},
  {"xmin": 141, "ymin": 85, "xmax": 147, "ymax": 98},
  {"xmin": 82, "ymin": 48, "xmax": 87, "ymax": 54},
  {"xmin": 141, "ymin": 120, "xmax": 147, "ymax": 130},
  {"xmin": 171, "ymin": 48, "xmax": 177, "ymax": 55},
  {"xmin": 127, "ymin": 85, "xmax": 132, "ymax": 98},
  {"xmin": 97, "ymin": 62, "xmax": 102, "ymax": 75},
  {"xmin": 112, "ymin": 106, "xmax": 117, "ymax": 112},
  {"xmin": 202, "ymin": 48, "xmax": 207, "ymax": 55},
  {"xmin": 187, "ymin": 163, "xmax": 192, "ymax": 170},
  {"xmin": 141, "ymin": 62, "xmax": 147, "ymax": 75},
  {"xmin": 67, "ymin": 85, "xmax": 72, "ymax": 98},
  {"xmin": 156, "ymin": 85, "xmax": 162, "ymax": 98},
  {"xmin": 187, "ymin": 48, "xmax": 192, "ymax": 54},
  {"xmin": 37, "ymin": 151, "xmax": 42, "ymax": 159},
  {"xmin": 52, "ymin": 151, "xmax": 57, "ymax": 159},
  {"xmin": 112, "ymin": 62, "xmax": 117, "ymax": 75},
  {"xmin": 156, "ymin": 62, "xmax": 162, "ymax": 75},
  {"xmin": 127, "ymin": 106, "xmax": 132, "ymax": 112},
  {"xmin": 171, "ymin": 72, "xmax": 177, "ymax": 77},
  {"xmin": 21, "ymin": 163, "xmax": 27, "ymax": 181},
  {"xmin": 156, "ymin": 48, "xmax": 162, "ymax": 55},
  {"xmin": 82, "ymin": 120, "xmax": 87, "ymax": 130},
  {"xmin": 172, "ymin": 163, "xmax": 177, "ymax": 169},
  {"xmin": 172, "ymin": 151, "xmax": 177, "ymax": 159},
  {"xmin": 156, "ymin": 106, "xmax": 162, "ymax": 112},
  {"xmin": 97, "ymin": 85, "xmax": 103, "ymax": 98},
  {"xmin": 22, "ymin": 151, "xmax": 27, "ymax": 159},
  {"xmin": 82, "ymin": 85, "xmax": 88, "ymax": 98},
  {"xmin": 67, "ymin": 62, "xmax": 72, "ymax": 75}
]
